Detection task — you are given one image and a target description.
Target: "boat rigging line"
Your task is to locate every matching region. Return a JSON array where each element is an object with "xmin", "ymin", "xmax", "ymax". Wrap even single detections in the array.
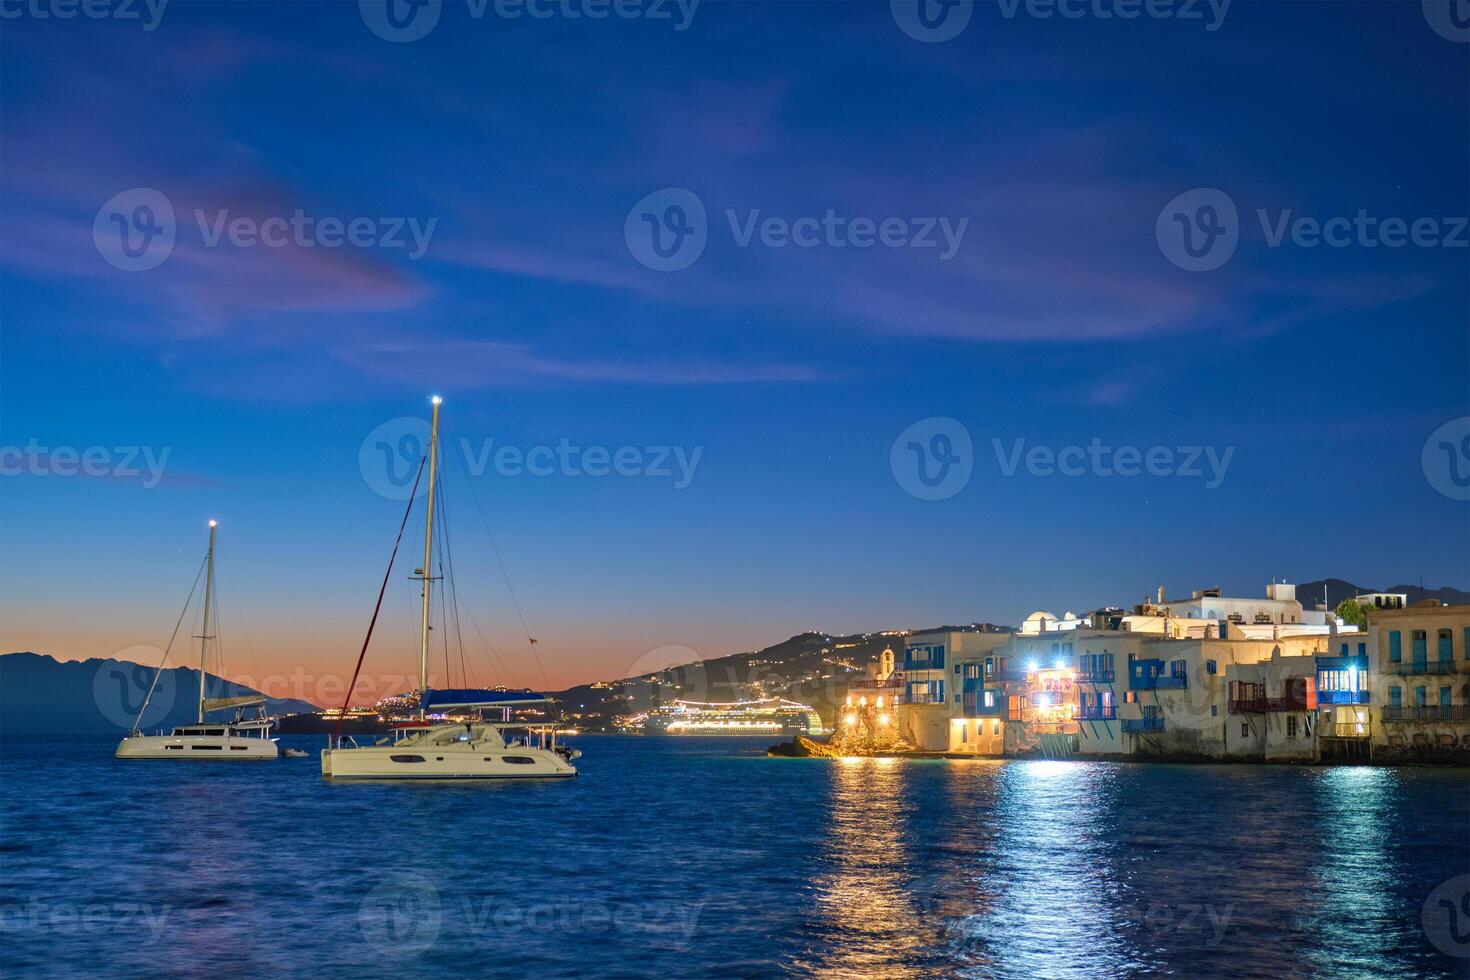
[
  {"xmin": 129, "ymin": 554, "xmax": 207, "ymax": 732},
  {"xmin": 334, "ymin": 454, "xmax": 427, "ymax": 742}
]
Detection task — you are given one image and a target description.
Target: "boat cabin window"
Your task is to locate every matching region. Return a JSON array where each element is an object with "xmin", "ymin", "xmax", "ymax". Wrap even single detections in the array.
[
  {"xmin": 171, "ymin": 727, "xmax": 227, "ymax": 736},
  {"xmin": 503, "ymin": 756, "xmax": 535, "ymax": 765},
  {"xmin": 390, "ymin": 755, "xmax": 426, "ymax": 763}
]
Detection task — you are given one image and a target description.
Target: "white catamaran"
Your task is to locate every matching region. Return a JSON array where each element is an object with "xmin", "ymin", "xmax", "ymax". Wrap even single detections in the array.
[
  {"xmin": 321, "ymin": 396, "xmax": 578, "ymax": 780},
  {"xmin": 116, "ymin": 521, "xmax": 280, "ymax": 760}
]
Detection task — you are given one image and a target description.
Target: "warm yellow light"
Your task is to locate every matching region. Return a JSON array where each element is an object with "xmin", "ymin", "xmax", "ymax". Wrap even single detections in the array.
[
  {"xmin": 876, "ymin": 695, "xmax": 884, "ymax": 707},
  {"xmin": 878, "ymin": 713, "xmax": 891, "ymax": 725},
  {"xmin": 858, "ymin": 696, "xmax": 867, "ymax": 706},
  {"xmin": 843, "ymin": 713, "xmax": 857, "ymax": 727}
]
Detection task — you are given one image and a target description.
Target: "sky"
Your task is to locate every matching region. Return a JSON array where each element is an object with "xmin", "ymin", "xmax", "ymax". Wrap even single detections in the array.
[{"xmin": 1, "ymin": 0, "xmax": 1467, "ymax": 704}]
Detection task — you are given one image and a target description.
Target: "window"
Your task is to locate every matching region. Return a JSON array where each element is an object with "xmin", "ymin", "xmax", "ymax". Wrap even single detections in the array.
[
  {"xmin": 1441, "ymin": 687, "xmax": 1452, "ymax": 708},
  {"xmin": 954, "ymin": 664, "xmax": 961, "ymax": 674},
  {"xmin": 1340, "ymin": 642, "xmax": 1348, "ymax": 656},
  {"xmin": 1357, "ymin": 642, "xmax": 1366, "ymax": 657},
  {"xmin": 165, "ymin": 745, "xmax": 183, "ymax": 750},
  {"xmin": 191, "ymin": 745, "xmax": 223, "ymax": 750},
  {"xmin": 1287, "ymin": 716, "xmax": 1298, "ymax": 738},
  {"xmin": 1414, "ymin": 687, "xmax": 1427, "ymax": 708},
  {"xmin": 1125, "ymin": 691, "xmax": 1138, "ymax": 704},
  {"xmin": 992, "ymin": 720, "xmax": 1000, "ymax": 736},
  {"xmin": 1388, "ymin": 631, "xmax": 1402, "ymax": 662},
  {"xmin": 1438, "ymin": 629, "xmax": 1453, "ymax": 662},
  {"xmin": 1210, "ymin": 705, "xmax": 1217, "ymax": 717},
  {"xmin": 390, "ymin": 755, "xmax": 426, "ymax": 763},
  {"xmin": 1241, "ymin": 723, "xmax": 1249, "ymax": 737},
  {"xmin": 1389, "ymin": 686, "xmax": 1402, "ymax": 708},
  {"xmin": 230, "ymin": 746, "xmax": 247, "ymax": 751},
  {"xmin": 1205, "ymin": 660, "xmax": 1217, "ymax": 675},
  {"xmin": 983, "ymin": 691, "xmax": 995, "ymax": 708},
  {"xmin": 503, "ymin": 756, "xmax": 536, "ymax": 765},
  {"xmin": 1412, "ymin": 630, "xmax": 1427, "ymax": 662}
]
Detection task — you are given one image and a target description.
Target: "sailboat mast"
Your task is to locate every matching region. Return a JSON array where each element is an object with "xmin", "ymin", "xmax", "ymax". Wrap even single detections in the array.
[
  {"xmin": 418, "ymin": 396, "xmax": 442, "ymax": 713},
  {"xmin": 198, "ymin": 520, "xmax": 217, "ymax": 724}
]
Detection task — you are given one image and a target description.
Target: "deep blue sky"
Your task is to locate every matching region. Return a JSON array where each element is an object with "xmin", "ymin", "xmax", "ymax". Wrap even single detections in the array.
[{"xmin": 2, "ymin": 1, "xmax": 1466, "ymax": 694}]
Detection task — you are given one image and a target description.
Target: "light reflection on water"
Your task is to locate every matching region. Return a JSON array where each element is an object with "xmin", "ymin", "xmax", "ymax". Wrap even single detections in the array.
[
  {"xmin": 2, "ymin": 738, "xmax": 1466, "ymax": 979},
  {"xmin": 806, "ymin": 756, "xmax": 929, "ymax": 978}
]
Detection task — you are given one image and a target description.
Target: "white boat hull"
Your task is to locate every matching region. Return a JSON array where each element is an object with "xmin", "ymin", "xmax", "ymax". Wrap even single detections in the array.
[
  {"xmin": 321, "ymin": 744, "xmax": 575, "ymax": 779},
  {"xmin": 116, "ymin": 734, "xmax": 279, "ymax": 760}
]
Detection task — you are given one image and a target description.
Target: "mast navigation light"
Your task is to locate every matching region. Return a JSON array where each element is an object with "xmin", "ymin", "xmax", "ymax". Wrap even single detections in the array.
[
  {"xmin": 208, "ymin": 519, "xmax": 218, "ymax": 527},
  {"xmin": 431, "ymin": 395, "xmax": 443, "ymax": 405}
]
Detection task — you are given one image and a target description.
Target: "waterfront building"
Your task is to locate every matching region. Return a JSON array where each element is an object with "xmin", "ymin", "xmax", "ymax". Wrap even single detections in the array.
[
  {"xmin": 896, "ymin": 628, "xmax": 1009, "ymax": 751},
  {"xmin": 1355, "ymin": 592, "xmax": 1407, "ymax": 610},
  {"xmin": 1369, "ymin": 602, "xmax": 1470, "ymax": 758}
]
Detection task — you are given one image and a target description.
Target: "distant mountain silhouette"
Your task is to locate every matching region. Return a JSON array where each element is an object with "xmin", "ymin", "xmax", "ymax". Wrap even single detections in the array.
[
  {"xmin": 0, "ymin": 652, "xmax": 318, "ymax": 736},
  {"xmin": 1297, "ymin": 579, "xmax": 1470, "ymax": 610}
]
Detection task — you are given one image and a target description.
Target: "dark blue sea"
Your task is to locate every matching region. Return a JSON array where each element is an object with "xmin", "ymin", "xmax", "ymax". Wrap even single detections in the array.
[{"xmin": 1, "ymin": 736, "xmax": 1467, "ymax": 979}]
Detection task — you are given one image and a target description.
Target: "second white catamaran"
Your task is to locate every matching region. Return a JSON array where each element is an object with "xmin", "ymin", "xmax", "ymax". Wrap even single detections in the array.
[
  {"xmin": 116, "ymin": 520, "xmax": 279, "ymax": 760},
  {"xmin": 321, "ymin": 396, "xmax": 578, "ymax": 780}
]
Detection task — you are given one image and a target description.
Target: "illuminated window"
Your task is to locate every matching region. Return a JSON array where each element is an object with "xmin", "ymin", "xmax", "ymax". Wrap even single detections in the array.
[{"xmin": 1287, "ymin": 716, "xmax": 1298, "ymax": 738}]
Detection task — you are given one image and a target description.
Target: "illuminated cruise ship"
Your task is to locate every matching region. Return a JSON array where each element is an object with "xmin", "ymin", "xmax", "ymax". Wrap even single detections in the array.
[{"xmin": 639, "ymin": 698, "xmax": 829, "ymax": 737}]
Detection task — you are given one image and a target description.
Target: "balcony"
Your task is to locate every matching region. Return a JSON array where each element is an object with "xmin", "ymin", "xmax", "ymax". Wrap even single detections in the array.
[
  {"xmin": 1076, "ymin": 707, "xmax": 1117, "ymax": 721},
  {"xmin": 1077, "ymin": 669, "xmax": 1115, "ymax": 684},
  {"xmin": 1121, "ymin": 717, "xmax": 1164, "ymax": 733},
  {"xmin": 903, "ymin": 692, "xmax": 944, "ymax": 705},
  {"xmin": 1384, "ymin": 661, "xmax": 1458, "ymax": 676},
  {"xmin": 1382, "ymin": 705, "xmax": 1470, "ymax": 723},
  {"xmin": 1316, "ymin": 689, "xmax": 1370, "ymax": 706},
  {"xmin": 1229, "ymin": 698, "xmax": 1269, "ymax": 714}
]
